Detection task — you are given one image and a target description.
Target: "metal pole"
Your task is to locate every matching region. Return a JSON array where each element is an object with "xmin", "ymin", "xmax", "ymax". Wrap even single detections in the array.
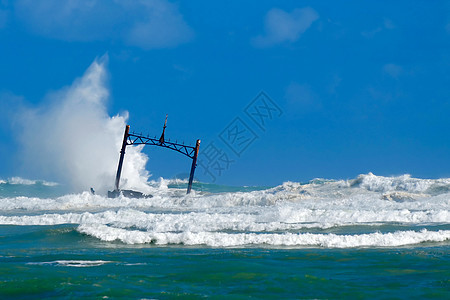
[
  {"xmin": 115, "ymin": 125, "xmax": 130, "ymax": 191},
  {"xmin": 159, "ymin": 114, "xmax": 168, "ymax": 144},
  {"xmin": 187, "ymin": 139, "xmax": 200, "ymax": 194}
]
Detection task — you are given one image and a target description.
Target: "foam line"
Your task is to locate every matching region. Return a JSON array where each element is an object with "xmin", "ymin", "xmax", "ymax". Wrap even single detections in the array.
[
  {"xmin": 0, "ymin": 207, "xmax": 447, "ymax": 230},
  {"xmin": 27, "ymin": 260, "xmax": 112, "ymax": 267},
  {"xmin": 77, "ymin": 225, "xmax": 450, "ymax": 248}
]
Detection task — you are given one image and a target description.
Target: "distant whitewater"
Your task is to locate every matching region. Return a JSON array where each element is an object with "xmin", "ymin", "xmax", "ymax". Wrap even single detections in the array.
[{"xmin": 1, "ymin": 173, "xmax": 448, "ymax": 248}]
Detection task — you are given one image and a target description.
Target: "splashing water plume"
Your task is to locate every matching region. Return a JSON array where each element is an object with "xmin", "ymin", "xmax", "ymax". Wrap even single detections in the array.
[{"xmin": 17, "ymin": 56, "xmax": 151, "ymax": 193}]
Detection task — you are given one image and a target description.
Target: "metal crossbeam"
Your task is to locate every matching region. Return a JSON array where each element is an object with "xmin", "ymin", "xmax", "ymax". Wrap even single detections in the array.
[
  {"xmin": 112, "ymin": 116, "xmax": 200, "ymax": 195},
  {"xmin": 127, "ymin": 133, "xmax": 196, "ymax": 159}
]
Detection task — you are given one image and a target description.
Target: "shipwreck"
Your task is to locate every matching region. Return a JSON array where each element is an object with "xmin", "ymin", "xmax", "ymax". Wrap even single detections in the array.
[{"xmin": 108, "ymin": 115, "xmax": 200, "ymax": 198}]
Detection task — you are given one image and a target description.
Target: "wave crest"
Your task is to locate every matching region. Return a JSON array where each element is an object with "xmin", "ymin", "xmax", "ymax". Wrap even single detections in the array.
[{"xmin": 77, "ymin": 225, "xmax": 450, "ymax": 248}]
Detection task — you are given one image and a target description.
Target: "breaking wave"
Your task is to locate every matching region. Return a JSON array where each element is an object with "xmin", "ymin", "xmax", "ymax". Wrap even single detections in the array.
[
  {"xmin": 348, "ymin": 172, "xmax": 450, "ymax": 194},
  {"xmin": 0, "ymin": 173, "xmax": 449, "ymax": 248},
  {"xmin": 15, "ymin": 56, "xmax": 151, "ymax": 194},
  {"xmin": 0, "ymin": 177, "xmax": 58, "ymax": 186},
  {"xmin": 77, "ymin": 225, "xmax": 450, "ymax": 248}
]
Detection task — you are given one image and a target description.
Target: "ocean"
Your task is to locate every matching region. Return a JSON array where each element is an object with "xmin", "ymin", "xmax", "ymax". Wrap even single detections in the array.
[{"xmin": 0, "ymin": 173, "xmax": 449, "ymax": 298}]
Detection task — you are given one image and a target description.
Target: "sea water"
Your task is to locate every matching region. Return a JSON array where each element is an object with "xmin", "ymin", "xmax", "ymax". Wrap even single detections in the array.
[{"xmin": 0, "ymin": 173, "xmax": 449, "ymax": 298}]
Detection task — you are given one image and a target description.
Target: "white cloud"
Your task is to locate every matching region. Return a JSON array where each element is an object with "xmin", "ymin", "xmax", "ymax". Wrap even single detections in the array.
[
  {"xmin": 14, "ymin": 0, "xmax": 193, "ymax": 49},
  {"xmin": 252, "ymin": 7, "xmax": 319, "ymax": 47},
  {"xmin": 383, "ymin": 63, "xmax": 403, "ymax": 79},
  {"xmin": 285, "ymin": 82, "xmax": 321, "ymax": 112},
  {"xmin": 383, "ymin": 19, "xmax": 396, "ymax": 30},
  {"xmin": 362, "ymin": 18, "xmax": 395, "ymax": 38}
]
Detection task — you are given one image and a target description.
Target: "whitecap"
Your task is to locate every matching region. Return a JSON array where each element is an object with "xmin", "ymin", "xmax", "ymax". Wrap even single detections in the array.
[
  {"xmin": 77, "ymin": 225, "xmax": 450, "ymax": 248},
  {"xmin": 28, "ymin": 260, "xmax": 112, "ymax": 267}
]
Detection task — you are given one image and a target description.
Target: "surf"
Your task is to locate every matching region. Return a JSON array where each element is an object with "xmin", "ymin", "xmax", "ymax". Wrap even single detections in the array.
[{"xmin": 1, "ymin": 173, "xmax": 449, "ymax": 248}]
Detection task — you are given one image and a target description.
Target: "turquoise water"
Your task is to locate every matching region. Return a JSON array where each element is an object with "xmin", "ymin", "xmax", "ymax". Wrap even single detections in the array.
[
  {"xmin": 1, "ymin": 225, "xmax": 448, "ymax": 299},
  {"xmin": 0, "ymin": 175, "xmax": 449, "ymax": 298}
]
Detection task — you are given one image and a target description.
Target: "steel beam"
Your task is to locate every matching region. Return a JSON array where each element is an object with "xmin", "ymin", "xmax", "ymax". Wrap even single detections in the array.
[
  {"xmin": 187, "ymin": 139, "xmax": 201, "ymax": 194},
  {"xmin": 114, "ymin": 125, "xmax": 130, "ymax": 191},
  {"xmin": 113, "ymin": 122, "xmax": 200, "ymax": 194}
]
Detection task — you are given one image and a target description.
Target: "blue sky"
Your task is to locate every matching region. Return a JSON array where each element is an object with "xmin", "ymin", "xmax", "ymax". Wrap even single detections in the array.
[{"xmin": 1, "ymin": 0, "xmax": 449, "ymax": 186}]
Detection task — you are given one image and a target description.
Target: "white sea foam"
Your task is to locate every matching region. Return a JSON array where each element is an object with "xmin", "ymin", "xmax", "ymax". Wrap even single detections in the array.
[
  {"xmin": 0, "ymin": 202, "xmax": 447, "ymax": 233},
  {"xmin": 77, "ymin": 225, "xmax": 450, "ymax": 248},
  {"xmin": 0, "ymin": 177, "xmax": 59, "ymax": 186},
  {"xmin": 348, "ymin": 173, "xmax": 450, "ymax": 194},
  {"xmin": 1, "ymin": 173, "xmax": 449, "ymax": 248},
  {"xmin": 28, "ymin": 260, "xmax": 112, "ymax": 267}
]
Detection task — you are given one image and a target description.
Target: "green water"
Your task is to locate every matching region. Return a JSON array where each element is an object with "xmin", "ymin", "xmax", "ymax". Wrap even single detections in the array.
[{"xmin": 0, "ymin": 225, "xmax": 448, "ymax": 299}]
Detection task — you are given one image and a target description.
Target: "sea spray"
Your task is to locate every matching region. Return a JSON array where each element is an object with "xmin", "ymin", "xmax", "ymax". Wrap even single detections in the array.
[{"xmin": 15, "ymin": 56, "xmax": 151, "ymax": 194}]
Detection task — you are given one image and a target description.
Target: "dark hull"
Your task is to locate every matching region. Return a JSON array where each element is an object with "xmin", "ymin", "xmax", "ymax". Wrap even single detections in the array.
[{"xmin": 107, "ymin": 189, "xmax": 152, "ymax": 199}]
